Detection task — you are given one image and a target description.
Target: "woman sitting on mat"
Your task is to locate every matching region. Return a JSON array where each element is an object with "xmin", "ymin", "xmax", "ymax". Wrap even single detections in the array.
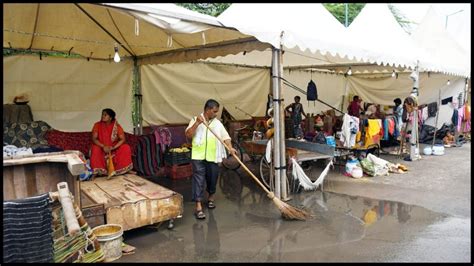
[{"xmin": 90, "ymin": 108, "xmax": 133, "ymax": 177}]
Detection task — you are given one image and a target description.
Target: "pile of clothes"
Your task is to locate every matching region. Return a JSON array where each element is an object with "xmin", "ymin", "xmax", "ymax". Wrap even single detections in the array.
[{"xmin": 3, "ymin": 144, "xmax": 33, "ymax": 159}]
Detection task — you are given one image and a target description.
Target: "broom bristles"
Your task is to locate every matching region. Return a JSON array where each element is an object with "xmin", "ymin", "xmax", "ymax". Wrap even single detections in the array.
[{"xmin": 271, "ymin": 196, "xmax": 311, "ymax": 221}]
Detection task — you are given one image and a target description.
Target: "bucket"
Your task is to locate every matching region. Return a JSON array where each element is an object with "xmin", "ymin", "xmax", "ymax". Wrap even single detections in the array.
[
  {"xmin": 423, "ymin": 146, "xmax": 432, "ymax": 156},
  {"xmin": 432, "ymin": 144, "xmax": 445, "ymax": 156},
  {"xmin": 92, "ymin": 224, "xmax": 123, "ymax": 262}
]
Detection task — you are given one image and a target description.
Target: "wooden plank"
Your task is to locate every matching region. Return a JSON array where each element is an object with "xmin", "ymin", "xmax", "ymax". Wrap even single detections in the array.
[
  {"xmin": 3, "ymin": 167, "xmax": 16, "ymax": 200},
  {"xmin": 3, "ymin": 161, "xmax": 80, "ymax": 208},
  {"xmin": 80, "ymin": 174, "xmax": 184, "ymax": 231},
  {"xmin": 106, "ymin": 194, "xmax": 183, "ymax": 231},
  {"xmin": 3, "ymin": 151, "xmax": 85, "ymax": 176},
  {"xmin": 296, "ymin": 150, "xmax": 332, "ymax": 162},
  {"xmin": 286, "ymin": 139, "xmax": 335, "ymax": 156}
]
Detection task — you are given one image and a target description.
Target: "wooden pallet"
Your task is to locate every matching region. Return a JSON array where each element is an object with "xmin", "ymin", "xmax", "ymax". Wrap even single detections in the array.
[{"xmin": 80, "ymin": 174, "xmax": 183, "ymax": 231}]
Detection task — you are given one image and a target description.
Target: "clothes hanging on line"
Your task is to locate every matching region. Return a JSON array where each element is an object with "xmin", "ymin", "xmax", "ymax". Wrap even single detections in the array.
[{"xmin": 441, "ymin": 97, "xmax": 453, "ymax": 105}]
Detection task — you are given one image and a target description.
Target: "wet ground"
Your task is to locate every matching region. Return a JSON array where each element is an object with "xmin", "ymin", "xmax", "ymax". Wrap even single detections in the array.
[{"xmin": 116, "ymin": 149, "xmax": 471, "ymax": 262}]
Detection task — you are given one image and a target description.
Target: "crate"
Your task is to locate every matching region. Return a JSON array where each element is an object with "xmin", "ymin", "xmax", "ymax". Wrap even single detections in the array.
[
  {"xmin": 165, "ymin": 163, "xmax": 193, "ymax": 180},
  {"xmin": 81, "ymin": 203, "xmax": 106, "ymax": 229},
  {"xmin": 164, "ymin": 151, "xmax": 191, "ymax": 166}
]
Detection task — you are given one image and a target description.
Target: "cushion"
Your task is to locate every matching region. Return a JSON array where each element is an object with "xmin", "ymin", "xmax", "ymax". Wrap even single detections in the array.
[{"xmin": 3, "ymin": 121, "xmax": 51, "ymax": 149}]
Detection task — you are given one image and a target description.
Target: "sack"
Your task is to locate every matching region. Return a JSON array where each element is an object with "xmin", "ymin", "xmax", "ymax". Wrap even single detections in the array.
[
  {"xmin": 307, "ymin": 80, "xmax": 318, "ymax": 102},
  {"xmin": 360, "ymin": 158, "xmax": 376, "ymax": 177}
]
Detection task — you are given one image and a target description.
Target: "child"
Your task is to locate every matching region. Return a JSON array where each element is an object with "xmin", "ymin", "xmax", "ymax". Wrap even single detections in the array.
[{"xmin": 443, "ymin": 131, "xmax": 455, "ymax": 147}]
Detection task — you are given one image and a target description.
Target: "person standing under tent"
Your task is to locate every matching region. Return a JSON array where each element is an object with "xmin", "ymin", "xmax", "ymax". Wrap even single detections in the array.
[
  {"xmin": 285, "ymin": 96, "xmax": 307, "ymax": 139},
  {"xmin": 347, "ymin": 95, "xmax": 364, "ymax": 118},
  {"xmin": 185, "ymin": 99, "xmax": 237, "ymax": 220},
  {"xmin": 393, "ymin": 98, "xmax": 403, "ymax": 135}
]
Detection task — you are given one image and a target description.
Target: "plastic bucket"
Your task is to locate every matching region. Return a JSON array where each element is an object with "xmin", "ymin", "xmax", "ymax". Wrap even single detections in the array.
[
  {"xmin": 92, "ymin": 224, "xmax": 123, "ymax": 262},
  {"xmin": 432, "ymin": 144, "xmax": 445, "ymax": 156}
]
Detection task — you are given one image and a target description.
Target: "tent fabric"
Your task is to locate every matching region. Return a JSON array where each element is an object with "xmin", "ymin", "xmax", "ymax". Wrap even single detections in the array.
[
  {"xmin": 3, "ymin": 55, "xmax": 134, "ymax": 133},
  {"xmin": 347, "ymin": 4, "xmax": 440, "ymax": 73},
  {"xmin": 140, "ymin": 62, "xmax": 269, "ymax": 126},
  {"xmin": 3, "ymin": 3, "xmax": 255, "ymax": 65},
  {"xmin": 410, "ymin": 6, "xmax": 470, "ymax": 78},
  {"xmin": 218, "ymin": 4, "xmax": 363, "ymax": 61},
  {"xmin": 282, "ymin": 69, "xmax": 346, "ymax": 115}
]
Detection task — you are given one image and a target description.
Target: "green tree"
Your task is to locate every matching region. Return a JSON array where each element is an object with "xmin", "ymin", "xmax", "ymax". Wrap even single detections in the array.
[
  {"xmin": 178, "ymin": 3, "xmax": 412, "ymax": 32},
  {"xmin": 176, "ymin": 3, "xmax": 231, "ymax": 17},
  {"xmin": 323, "ymin": 3, "xmax": 365, "ymax": 27}
]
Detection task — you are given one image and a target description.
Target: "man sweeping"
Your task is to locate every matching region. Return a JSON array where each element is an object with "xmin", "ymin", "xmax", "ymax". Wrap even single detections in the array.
[{"xmin": 185, "ymin": 99, "xmax": 237, "ymax": 220}]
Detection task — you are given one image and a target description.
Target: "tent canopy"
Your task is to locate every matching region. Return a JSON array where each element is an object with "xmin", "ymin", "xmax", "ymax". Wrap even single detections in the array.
[
  {"xmin": 3, "ymin": 3, "xmax": 269, "ymax": 65},
  {"xmin": 205, "ymin": 3, "xmax": 469, "ymax": 78},
  {"xmin": 410, "ymin": 6, "xmax": 471, "ymax": 78},
  {"xmin": 347, "ymin": 4, "xmax": 441, "ymax": 74}
]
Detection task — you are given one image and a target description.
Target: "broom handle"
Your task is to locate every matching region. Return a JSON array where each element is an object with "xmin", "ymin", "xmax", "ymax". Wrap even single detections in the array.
[{"xmin": 200, "ymin": 116, "xmax": 271, "ymax": 195}]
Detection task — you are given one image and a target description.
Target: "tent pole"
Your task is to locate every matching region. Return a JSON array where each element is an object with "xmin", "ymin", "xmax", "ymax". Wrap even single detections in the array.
[
  {"xmin": 431, "ymin": 88, "xmax": 441, "ymax": 149},
  {"xmin": 133, "ymin": 58, "xmax": 143, "ymax": 135},
  {"xmin": 409, "ymin": 63, "xmax": 420, "ymax": 161},
  {"xmin": 271, "ymin": 47, "xmax": 282, "ymax": 200},
  {"xmin": 278, "ymin": 45, "xmax": 289, "ymax": 201}
]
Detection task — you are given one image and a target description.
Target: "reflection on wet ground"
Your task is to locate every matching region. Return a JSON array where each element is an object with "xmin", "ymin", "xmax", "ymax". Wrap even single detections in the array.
[{"xmin": 117, "ymin": 164, "xmax": 470, "ymax": 262}]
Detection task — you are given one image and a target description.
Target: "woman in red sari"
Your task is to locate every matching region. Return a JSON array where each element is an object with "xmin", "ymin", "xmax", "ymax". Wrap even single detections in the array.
[{"xmin": 90, "ymin": 108, "xmax": 132, "ymax": 176}]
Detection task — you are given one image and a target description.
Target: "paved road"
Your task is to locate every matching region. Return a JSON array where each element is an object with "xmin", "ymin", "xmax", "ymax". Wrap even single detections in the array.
[
  {"xmin": 324, "ymin": 142, "xmax": 471, "ymax": 218},
  {"xmin": 116, "ymin": 142, "xmax": 471, "ymax": 262}
]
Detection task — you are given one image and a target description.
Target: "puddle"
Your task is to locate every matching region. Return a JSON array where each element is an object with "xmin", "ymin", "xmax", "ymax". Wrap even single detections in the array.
[{"xmin": 119, "ymin": 166, "xmax": 470, "ymax": 262}]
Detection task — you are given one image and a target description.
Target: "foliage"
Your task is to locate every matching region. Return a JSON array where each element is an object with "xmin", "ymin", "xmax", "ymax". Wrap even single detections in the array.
[
  {"xmin": 323, "ymin": 3, "xmax": 365, "ymax": 27},
  {"xmin": 176, "ymin": 3, "xmax": 231, "ymax": 17},
  {"xmin": 177, "ymin": 3, "xmax": 412, "ymax": 32}
]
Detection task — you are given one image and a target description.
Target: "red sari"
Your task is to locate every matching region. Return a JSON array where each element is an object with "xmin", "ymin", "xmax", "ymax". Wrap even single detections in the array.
[{"xmin": 90, "ymin": 120, "xmax": 132, "ymax": 176}]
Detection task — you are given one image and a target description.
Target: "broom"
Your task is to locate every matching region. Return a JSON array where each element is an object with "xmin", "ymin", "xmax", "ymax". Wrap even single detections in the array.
[
  {"xmin": 200, "ymin": 115, "xmax": 310, "ymax": 221},
  {"xmin": 106, "ymin": 151, "xmax": 115, "ymax": 179}
]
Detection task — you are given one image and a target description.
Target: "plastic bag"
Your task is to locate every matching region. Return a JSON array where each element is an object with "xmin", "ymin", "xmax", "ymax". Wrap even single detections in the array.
[{"xmin": 360, "ymin": 158, "xmax": 376, "ymax": 177}]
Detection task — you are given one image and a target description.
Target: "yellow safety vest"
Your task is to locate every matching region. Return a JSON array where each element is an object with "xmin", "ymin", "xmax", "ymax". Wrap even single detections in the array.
[{"xmin": 191, "ymin": 119, "xmax": 217, "ymax": 162}]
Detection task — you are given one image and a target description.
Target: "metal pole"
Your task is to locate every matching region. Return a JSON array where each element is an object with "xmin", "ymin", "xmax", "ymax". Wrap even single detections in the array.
[
  {"xmin": 271, "ymin": 47, "xmax": 282, "ymax": 199},
  {"xmin": 345, "ymin": 3, "xmax": 348, "ymax": 27},
  {"xmin": 278, "ymin": 46, "xmax": 289, "ymax": 201},
  {"xmin": 133, "ymin": 58, "xmax": 143, "ymax": 135},
  {"xmin": 409, "ymin": 63, "xmax": 420, "ymax": 161},
  {"xmin": 431, "ymin": 89, "xmax": 441, "ymax": 149}
]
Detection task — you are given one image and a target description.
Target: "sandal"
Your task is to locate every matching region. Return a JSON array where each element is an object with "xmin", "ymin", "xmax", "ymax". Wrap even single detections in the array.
[
  {"xmin": 207, "ymin": 201, "xmax": 216, "ymax": 209},
  {"xmin": 195, "ymin": 210, "xmax": 206, "ymax": 219}
]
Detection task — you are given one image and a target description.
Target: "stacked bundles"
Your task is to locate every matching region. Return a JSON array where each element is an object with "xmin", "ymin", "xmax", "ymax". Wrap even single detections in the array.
[{"xmin": 3, "ymin": 193, "xmax": 53, "ymax": 262}]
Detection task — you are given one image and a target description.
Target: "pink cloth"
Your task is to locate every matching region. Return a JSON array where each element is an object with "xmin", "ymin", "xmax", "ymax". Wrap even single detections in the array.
[
  {"xmin": 457, "ymin": 106, "xmax": 464, "ymax": 132},
  {"xmin": 388, "ymin": 118, "xmax": 395, "ymax": 135}
]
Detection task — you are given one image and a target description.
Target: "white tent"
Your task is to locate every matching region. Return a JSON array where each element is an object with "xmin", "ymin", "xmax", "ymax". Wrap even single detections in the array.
[
  {"xmin": 3, "ymin": 3, "xmax": 269, "ymax": 132},
  {"xmin": 347, "ymin": 4, "xmax": 441, "ymax": 74},
  {"xmin": 410, "ymin": 6, "xmax": 471, "ymax": 78},
  {"xmin": 3, "ymin": 3, "xmax": 267, "ymax": 64}
]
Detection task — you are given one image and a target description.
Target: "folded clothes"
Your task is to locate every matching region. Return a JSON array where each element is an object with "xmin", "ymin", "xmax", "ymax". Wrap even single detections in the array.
[{"xmin": 3, "ymin": 145, "xmax": 33, "ymax": 159}]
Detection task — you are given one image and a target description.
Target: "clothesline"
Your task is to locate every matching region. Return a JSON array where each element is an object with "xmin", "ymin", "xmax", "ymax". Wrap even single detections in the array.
[{"xmin": 277, "ymin": 76, "xmax": 346, "ymax": 115}]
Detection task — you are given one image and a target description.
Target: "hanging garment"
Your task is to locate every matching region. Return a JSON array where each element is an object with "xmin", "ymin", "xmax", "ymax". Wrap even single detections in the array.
[
  {"xmin": 457, "ymin": 106, "xmax": 464, "ymax": 132},
  {"xmin": 388, "ymin": 117, "xmax": 395, "ymax": 136},
  {"xmin": 367, "ymin": 119, "xmax": 381, "ymax": 138},
  {"xmin": 291, "ymin": 157, "xmax": 333, "ymax": 191},
  {"xmin": 441, "ymin": 97, "xmax": 453, "ymax": 105},
  {"xmin": 451, "ymin": 109, "xmax": 459, "ymax": 127},
  {"xmin": 427, "ymin": 102, "xmax": 438, "ymax": 117},
  {"xmin": 383, "ymin": 119, "xmax": 389, "ymax": 140},
  {"xmin": 464, "ymin": 105, "xmax": 470, "ymax": 121},
  {"xmin": 307, "ymin": 80, "xmax": 318, "ymax": 106}
]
